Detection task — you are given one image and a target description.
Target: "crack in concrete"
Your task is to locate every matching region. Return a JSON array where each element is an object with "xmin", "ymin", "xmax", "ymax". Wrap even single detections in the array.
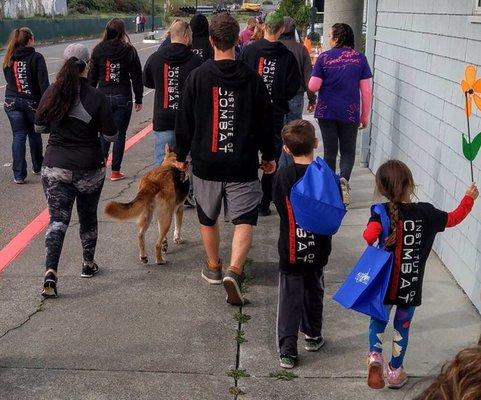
[
  {"xmin": 0, "ymin": 365, "xmax": 218, "ymax": 376},
  {"xmin": 0, "ymin": 300, "xmax": 45, "ymax": 340},
  {"xmin": 102, "ymin": 163, "xmax": 154, "ymax": 203}
]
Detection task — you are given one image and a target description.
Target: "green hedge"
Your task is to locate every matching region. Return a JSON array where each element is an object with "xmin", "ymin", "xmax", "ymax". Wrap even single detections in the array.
[{"xmin": 0, "ymin": 15, "xmax": 164, "ymax": 46}]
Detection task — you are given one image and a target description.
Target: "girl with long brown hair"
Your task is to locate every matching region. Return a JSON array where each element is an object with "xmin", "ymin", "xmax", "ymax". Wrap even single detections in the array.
[
  {"xmin": 3, "ymin": 27, "xmax": 49, "ymax": 184},
  {"xmin": 89, "ymin": 18, "xmax": 143, "ymax": 181},
  {"xmin": 362, "ymin": 159, "xmax": 478, "ymax": 390},
  {"xmin": 36, "ymin": 43, "xmax": 117, "ymax": 298}
]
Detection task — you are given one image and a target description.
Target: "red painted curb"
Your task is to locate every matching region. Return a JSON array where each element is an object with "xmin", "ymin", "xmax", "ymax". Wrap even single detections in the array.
[{"xmin": 0, "ymin": 123, "xmax": 153, "ymax": 272}]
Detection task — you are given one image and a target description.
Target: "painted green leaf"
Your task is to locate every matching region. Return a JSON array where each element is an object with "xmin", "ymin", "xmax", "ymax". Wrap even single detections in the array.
[{"xmin": 462, "ymin": 132, "xmax": 481, "ymax": 161}]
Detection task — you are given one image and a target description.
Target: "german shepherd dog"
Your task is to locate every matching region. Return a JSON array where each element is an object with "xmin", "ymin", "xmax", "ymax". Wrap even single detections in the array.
[{"xmin": 105, "ymin": 146, "xmax": 189, "ymax": 265}]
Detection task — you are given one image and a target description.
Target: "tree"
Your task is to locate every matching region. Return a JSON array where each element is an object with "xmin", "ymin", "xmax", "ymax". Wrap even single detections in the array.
[{"xmin": 278, "ymin": 0, "xmax": 311, "ymax": 34}]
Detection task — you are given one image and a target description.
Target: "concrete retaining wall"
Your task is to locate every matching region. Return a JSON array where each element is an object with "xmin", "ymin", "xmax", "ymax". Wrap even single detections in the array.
[{"xmin": 1, "ymin": 0, "xmax": 67, "ymax": 18}]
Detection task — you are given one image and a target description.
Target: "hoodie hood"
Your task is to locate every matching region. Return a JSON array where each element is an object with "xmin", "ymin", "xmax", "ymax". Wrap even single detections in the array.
[
  {"xmin": 12, "ymin": 46, "xmax": 35, "ymax": 60},
  {"xmin": 279, "ymin": 17, "xmax": 296, "ymax": 40},
  {"xmin": 190, "ymin": 13, "xmax": 209, "ymax": 38},
  {"xmin": 95, "ymin": 40, "xmax": 132, "ymax": 61},
  {"xmin": 206, "ymin": 59, "xmax": 252, "ymax": 88},
  {"xmin": 254, "ymin": 39, "xmax": 290, "ymax": 57},
  {"xmin": 161, "ymin": 43, "xmax": 194, "ymax": 63}
]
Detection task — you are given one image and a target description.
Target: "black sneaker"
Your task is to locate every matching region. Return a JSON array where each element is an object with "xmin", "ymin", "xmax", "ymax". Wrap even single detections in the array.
[
  {"xmin": 279, "ymin": 354, "xmax": 297, "ymax": 369},
  {"xmin": 42, "ymin": 269, "xmax": 58, "ymax": 298},
  {"xmin": 222, "ymin": 270, "xmax": 245, "ymax": 306},
  {"xmin": 304, "ymin": 336, "xmax": 325, "ymax": 352},
  {"xmin": 201, "ymin": 264, "xmax": 223, "ymax": 285},
  {"xmin": 81, "ymin": 262, "xmax": 99, "ymax": 278}
]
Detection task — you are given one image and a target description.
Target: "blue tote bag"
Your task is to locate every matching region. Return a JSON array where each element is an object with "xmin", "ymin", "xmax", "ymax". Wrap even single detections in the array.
[
  {"xmin": 333, "ymin": 204, "xmax": 393, "ymax": 322},
  {"xmin": 290, "ymin": 157, "xmax": 346, "ymax": 235}
]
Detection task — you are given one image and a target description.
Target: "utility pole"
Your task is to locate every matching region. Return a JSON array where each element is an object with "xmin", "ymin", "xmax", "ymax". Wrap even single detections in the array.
[
  {"xmin": 151, "ymin": 0, "xmax": 155, "ymax": 32},
  {"xmin": 323, "ymin": 0, "xmax": 363, "ymax": 51}
]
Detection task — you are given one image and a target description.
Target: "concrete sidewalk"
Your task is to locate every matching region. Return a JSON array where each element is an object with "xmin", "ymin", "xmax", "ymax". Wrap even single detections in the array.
[{"xmin": 0, "ymin": 120, "xmax": 479, "ymax": 400}]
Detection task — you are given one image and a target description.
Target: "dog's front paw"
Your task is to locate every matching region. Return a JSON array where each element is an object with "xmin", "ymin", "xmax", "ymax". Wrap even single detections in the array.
[
  {"xmin": 156, "ymin": 258, "xmax": 167, "ymax": 265},
  {"xmin": 140, "ymin": 256, "xmax": 148, "ymax": 264},
  {"xmin": 173, "ymin": 235, "xmax": 184, "ymax": 245}
]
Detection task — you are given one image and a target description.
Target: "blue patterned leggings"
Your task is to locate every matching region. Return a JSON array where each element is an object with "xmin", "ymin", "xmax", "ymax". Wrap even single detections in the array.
[{"xmin": 369, "ymin": 306, "xmax": 416, "ymax": 369}]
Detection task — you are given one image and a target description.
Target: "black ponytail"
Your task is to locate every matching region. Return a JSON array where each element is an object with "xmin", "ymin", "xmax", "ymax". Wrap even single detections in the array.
[
  {"xmin": 331, "ymin": 23, "xmax": 355, "ymax": 49},
  {"xmin": 36, "ymin": 57, "xmax": 85, "ymax": 123}
]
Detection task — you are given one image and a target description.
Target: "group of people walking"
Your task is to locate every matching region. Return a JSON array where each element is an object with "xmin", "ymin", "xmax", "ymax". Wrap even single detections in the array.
[{"xmin": 2, "ymin": 11, "xmax": 479, "ymax": 395}]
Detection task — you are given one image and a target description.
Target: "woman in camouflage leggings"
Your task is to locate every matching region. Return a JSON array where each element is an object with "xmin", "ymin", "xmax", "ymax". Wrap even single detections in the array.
[{"xmin": 35, "ymin": 43, "xmax": 117, "ymax": 297}]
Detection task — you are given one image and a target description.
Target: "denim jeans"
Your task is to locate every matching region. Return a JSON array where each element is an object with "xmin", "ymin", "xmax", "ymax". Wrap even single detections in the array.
[
  {"xmin": 4, "ymin": 96, "xmax": 43, "ymax": 181},
  {"xmin": 286, "ymin": 93, "xmax": 305, "ymax": 123},
  {"xmin": 100, "ymin": 94, "xmax": 132, "ymax": 172},
  {"xmin": 154, "ymin": 130, "xmax": 176, "ymax": 166}
]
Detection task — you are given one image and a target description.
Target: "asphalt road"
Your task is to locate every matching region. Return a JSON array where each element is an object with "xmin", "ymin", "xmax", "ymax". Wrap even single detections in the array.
[{"xmin": 0, "ymin": 32, "xmax": 162, "ymax": 249}]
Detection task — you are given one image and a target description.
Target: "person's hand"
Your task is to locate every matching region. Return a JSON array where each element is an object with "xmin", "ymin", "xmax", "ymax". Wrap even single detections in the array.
[
  {"xmin": 466, "ymin": 183, "xmax": 479, "ymax": 200},
  {"xmin": 307, "ymin": 102, "xmax": 316, "ymax": 113},
  {"xmin": 134, "ymin": 103, "xmax": 143, "ymax": 112},
  {"xmin": 173, "ymin": 161, "xmax": 188, "ymax": 172},
  {"xmin": 261, "ymin": 160, "xmax": 276, "ymax": 174},
  {"xmin": 359, "ymin": 118, "xmax": 369, "ymax": 129}
]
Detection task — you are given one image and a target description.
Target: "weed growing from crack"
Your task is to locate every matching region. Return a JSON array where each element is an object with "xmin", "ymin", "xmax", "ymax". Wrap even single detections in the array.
[
  {"xmin": 269, "ymin": 370, "xmax": 298, "ymax": 381},
  {"xmin": 227, "ymin": 369, "xmax": 250, "ymax": 379},
  {"xmin": 240, "ymin": 271, "xmax": 252, "ymax": 295},
  {"xmin": 233, "ymin": 311, "xmax": 251, "ymax": 324},
  {"xmin": 36, "ymin": 303, "xmax": 44, "ymax": 313},
  {"xmin": 229, "ymin": 386, "xmax": 246, "ymax": 396},
  {"xmin": 235, "ymin": 329, "xmax": 247, "ymax": 344}
]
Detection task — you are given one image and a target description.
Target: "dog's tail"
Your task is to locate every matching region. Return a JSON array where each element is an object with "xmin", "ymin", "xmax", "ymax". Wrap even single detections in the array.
[{"xmin": 105, "ymin": 186, "xmax": 156, "ymax": 220}]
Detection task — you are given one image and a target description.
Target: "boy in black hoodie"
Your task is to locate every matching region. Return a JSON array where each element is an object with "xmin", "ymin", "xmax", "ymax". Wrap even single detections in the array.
[
  {"xmin": 143, "ymin": 20, "xmax": 202, "ymax": 165},
  {"xmin": 175, "ymin": 13, "xmax": 275, "ymax": 306},
  {"xmin": 273, "ymin": 120, "xmax": 331, "ymax": 369},
  {"xmin": 189, "ymin": 14, "xmax": 214, "ymax": 62},
  {"xmin": 240, "ymin": 11, "xmax": 301, "ymax": 215}
]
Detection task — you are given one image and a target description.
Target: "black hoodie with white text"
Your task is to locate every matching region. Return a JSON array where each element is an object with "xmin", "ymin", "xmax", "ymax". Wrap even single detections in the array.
[
  {"xmin": 189, "ymin": 14, "xmax": 214, "ymax": 62},
  {"xmin": 240, "ymin": 39, "xmax": 301, "ymax": 118},
  {"xmin": 175, "ymin": 59, "xmax": 274, "ymax": 182},
  {"xmin": 143, "ymin": 43, "xmax": 202, "ymax": 131},
  {"xmin": 89, "ymin": 40, "xmax": 143, "ymax": 104},
  {"xmin": 3, "ymin": 47, "xmax": 49, "ymax": 101}
]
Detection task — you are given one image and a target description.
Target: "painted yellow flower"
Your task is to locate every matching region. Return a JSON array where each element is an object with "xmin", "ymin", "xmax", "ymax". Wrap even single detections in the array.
[{"xmin": 460, "ymin": 65, "xmax": 481, "ymax": 116}]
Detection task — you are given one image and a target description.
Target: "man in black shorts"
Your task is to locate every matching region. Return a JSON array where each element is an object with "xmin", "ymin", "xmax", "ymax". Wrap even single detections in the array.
[{"xmin": 174, "ymin": 13, "xmax": 275, "ymax": 306}]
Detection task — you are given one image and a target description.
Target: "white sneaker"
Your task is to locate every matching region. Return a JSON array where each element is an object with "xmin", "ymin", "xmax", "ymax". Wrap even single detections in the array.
[{"xmin": 340, "ymin": 177, "xmax": 351, "ymax": 206}]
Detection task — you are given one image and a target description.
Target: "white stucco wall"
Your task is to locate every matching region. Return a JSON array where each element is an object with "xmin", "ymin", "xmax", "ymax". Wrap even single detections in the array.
[
  {"xmin": 2, "ymin": 0, "xmax": 67, "ymax": 18},
  {"xmin": 368, "ymin": 0, "xmax": 481, "ymax": 311}
]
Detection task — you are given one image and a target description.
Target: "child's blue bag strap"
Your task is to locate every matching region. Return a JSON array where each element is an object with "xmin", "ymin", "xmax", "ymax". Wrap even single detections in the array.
[{"xmin": 371, "ymin": 203, "xmax": 390, "ymax": 249}]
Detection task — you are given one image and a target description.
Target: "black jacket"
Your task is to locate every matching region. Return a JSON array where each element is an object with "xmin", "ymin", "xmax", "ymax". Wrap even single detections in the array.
[
  {"xmin": 190, "ymin": 14, "xmax": 214, "ymax": 62},
  {"xmin": 240, "ymin": 39, "xmax": 301, "ymax": 117},
  {"xmin": 175, "ymin": 59, "xmax": 275, "ymax": 182},
  {"xmin": 273, "ymin": 163, "xmax": 332, "ymax": 273},
  {"xmin": 143, "ymin": 43, "xmax": 202, "ymax": 131},
  {"xmin": 89, "ymin": 40, "xmax": 143, "ymax": 104},
  {"xmin": 280, "ymin": 29, "xmax": 316, "ymax": 104},
  {"xmin": 36, "ymin": 78, "xmax": 118, "ymax": 170},
  {"xmin": 3, "ymin": 47, "xmax": 49, "ymax": 101}
]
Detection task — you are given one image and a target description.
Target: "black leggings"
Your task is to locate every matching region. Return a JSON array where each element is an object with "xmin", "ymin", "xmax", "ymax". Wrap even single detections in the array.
[
  {"xmin": 318, "ymin": 119, "xmax": 359, "ymax": 180},
  {"xmin": 42, "ymin": 167, "xmax": 105, "ymax": 271}
]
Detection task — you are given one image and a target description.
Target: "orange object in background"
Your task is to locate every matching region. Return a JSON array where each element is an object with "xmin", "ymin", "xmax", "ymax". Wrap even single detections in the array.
[{"xmin": 303, "ymin": 36, "xmax": 312, "ymax": 53}]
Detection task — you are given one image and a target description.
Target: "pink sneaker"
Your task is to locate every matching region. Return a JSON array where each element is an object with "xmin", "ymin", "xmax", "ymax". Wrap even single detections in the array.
[
  {"xmin": 366, "ymin": 352, "xmax": 385, "ymax": 389},
  {"xmin": 110, "ymin": 171, "xmax": 125, "ymax": 181},
  {"xmin": 387, "ymin": 363, "xmax": 408, "ymax": 389}
]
